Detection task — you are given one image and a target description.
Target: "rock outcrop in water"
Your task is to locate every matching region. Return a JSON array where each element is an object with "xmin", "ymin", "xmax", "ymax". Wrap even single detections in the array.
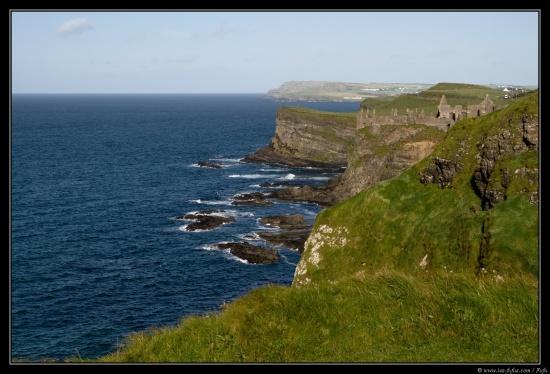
[
  {"xmin": 176, "ymin": 210, "xmax": 236, "ymax": 231},
  {"xmin": 197, "ymin": 161, "xmax": 223, "ymax": 169},
  {"xmin": 259, "ymin": 214, "xmax": 311, "ymax": 229},
  {"xmin": 256, "ymin": 214, "xmax": 312, "ymax": 253},
  {"xmin": 216, "ymin": 242, "xmax": 279, "ymax": 264}
]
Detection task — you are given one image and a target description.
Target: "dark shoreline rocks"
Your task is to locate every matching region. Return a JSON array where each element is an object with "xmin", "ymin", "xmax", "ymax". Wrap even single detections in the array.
[
  {"xmin": 255, "ymin": 214, "xmax": 312, "ymax": 253},
  {"xmin": 264, "ymin": 178, "xmax": 342, "ymax": 208},
  {"xmin": 259, "ymin": 214, "xmax": 311, "ymax": 229},
  {"xmin": 198, "ymin": 161, "xmax": 223, "ymax": 169},
  {"xmin": 256, "ymin": 230, "xmax": 311, "ymax": 253},
  {"xmin": 259, "ymin": 181, "xmax": 301, "ymax": 188},
  {"xmin": 177, "ymin": 210, "xmax": 236, "ymax": 231},
  {"xmin": 217, "ymin": 242, "xmax": 279, "ymax": 264},
  {"xmin": 231, "ymin": 192, "xmax": 274, "ymax": 206}
]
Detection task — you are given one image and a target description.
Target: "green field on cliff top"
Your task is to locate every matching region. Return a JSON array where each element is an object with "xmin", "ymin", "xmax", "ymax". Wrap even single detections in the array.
[{"xmin": 266, "ymin": 80, "xmax": 535, "ymax": 103}]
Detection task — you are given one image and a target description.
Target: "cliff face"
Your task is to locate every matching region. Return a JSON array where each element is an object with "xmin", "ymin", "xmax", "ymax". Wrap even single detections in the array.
[
  {"xmin": 318, "ymin": 124, "xmax": 445, "ymax": 204},
  {"xmin": 245, "ymin": 85, "xmax": 539, "ymax": 212},
  {"xmin": 263, "ymin": 120, "xmax": 446, "ymax": 207},
  {"xmin": 242, "ymin": 107, "xmax": 356, "ymax": 168},
  {"xmin": 293, "ymin": 91, "xmax": 539, "ymax": 288}
]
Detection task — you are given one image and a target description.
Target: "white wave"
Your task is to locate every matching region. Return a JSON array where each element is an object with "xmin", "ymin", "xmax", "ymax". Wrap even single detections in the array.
[
  {"xmin": 201, "ymin": 243, "xmax": 228, "ymax": 250},
  {"xmin": 202, "ymin": 242, "xmax": 254, "ymax": 264},
  {"xmin": 302, "ymin": 209, "xmax": 317, "ymax": 215},
  {"xmin": 255, "ymin": 219, "xmax": 280, "ymax": 230},
  {"xmin": 179, "ymin": 224, "xmax": 201, "ymax": 232},
  {"xmin": 278, "ymin": 173, "xmax": 296, "ymax": 180},
  {"xmin": 188, "ymin": 199, "xmax": 232, "ymax": 206},
  {"xmin": 238, "ymin": 232, "xmax": 262, "ymax": 241},
  {"xmin": 210, "ymin": 158, "xmax": 242, "ymax": 163},
  {"xmin": 226, "ymin": 253, "xmax": 249, "ymax": 264},
  {"xmin": 260, "ymin": 167, "xmax": 287, "ymax": 172},
  {"xmin": 280, "ymin": 254, "xmax": 298, "ymax": 267},
  {"xmin": 228, "ymin": 174, "xmax": 271, "ymax": 179},
  {"xmin": 178, "ymin": 225, "xmax": 210, "ymax": 233},
  {"xmin": 202, "ymin": 209, "xmax": 253, "ymax": 218}
]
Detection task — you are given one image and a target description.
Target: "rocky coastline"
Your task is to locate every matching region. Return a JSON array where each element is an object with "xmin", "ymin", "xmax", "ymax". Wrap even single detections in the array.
[
  {"xmin": 189, "ymin": 102, "xmax": 451, "ymax": 262},
  {"xmin": 242, "ymin": 106, "xmax": 447, "ymax": 207}
]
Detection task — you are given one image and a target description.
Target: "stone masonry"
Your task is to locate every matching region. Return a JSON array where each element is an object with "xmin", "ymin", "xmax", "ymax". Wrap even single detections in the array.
[{"xmin": 357, "ymin": 94, "xmax": 495, "ymax": 131}]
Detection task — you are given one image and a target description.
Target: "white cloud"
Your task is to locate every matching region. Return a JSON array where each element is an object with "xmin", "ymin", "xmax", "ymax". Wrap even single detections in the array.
[{"xmin": 55, "ymin": 18, "xmax": 95, "ymax": 37}]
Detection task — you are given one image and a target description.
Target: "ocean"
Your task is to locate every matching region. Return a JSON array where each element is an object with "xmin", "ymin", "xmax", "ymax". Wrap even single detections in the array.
[{"xmin": 10, "ymin": 93, "xmax": 360, "ymax": 362}]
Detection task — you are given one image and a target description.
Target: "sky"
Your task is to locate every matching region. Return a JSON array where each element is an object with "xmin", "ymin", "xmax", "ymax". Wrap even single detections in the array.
[{"xmin": 10, "ymin": 10, "xmax": 540, "ymax": 94}]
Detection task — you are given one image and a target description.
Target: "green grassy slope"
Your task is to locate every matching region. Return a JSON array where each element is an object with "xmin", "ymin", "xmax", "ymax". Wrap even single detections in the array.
[
  {"xmin": 277, "ymin": 106, "xmax": 357, "ymax": 125},
  {"xmin": 295, "ymin": 91, "xmax": 538, "ymax": 287},
  {"xmin": 86, "ymin": 270, "xmax": 538, "ymax": 363}
]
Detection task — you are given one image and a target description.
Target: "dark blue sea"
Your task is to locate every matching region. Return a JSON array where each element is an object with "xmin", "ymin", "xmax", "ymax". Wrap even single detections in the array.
[{"xmin": 10, "ymin": 93, "xmax": 360, "ymax": 362}]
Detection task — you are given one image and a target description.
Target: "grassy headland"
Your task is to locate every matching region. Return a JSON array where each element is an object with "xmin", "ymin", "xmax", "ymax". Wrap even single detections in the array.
[{"xmin": 73, "ymin": 89, "xmax": 539, "ymax": 363}]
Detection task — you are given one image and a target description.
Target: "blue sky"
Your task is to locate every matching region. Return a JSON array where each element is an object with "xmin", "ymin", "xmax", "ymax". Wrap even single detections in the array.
[{"xmin": 10, "ymin": 10, "xmax": 540, "ymax": 94}]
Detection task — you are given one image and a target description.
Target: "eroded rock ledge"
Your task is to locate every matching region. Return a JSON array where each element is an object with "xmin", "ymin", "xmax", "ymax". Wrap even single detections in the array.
[
  {"xmin": 256, "ymin": 214, "xmax": 312, "ymax": 253},
  {"xmin": 259, "ymin": 214, "xmax": 311, "ymax": 229},
  {"xmin": 176, "ymin": 210, "xmax": 236, "ymax": 231},
  {"xmin": 242, "ymin": 106, "xmax": 356, "ymax": 169},
  {"xmin": 216, "ymin": 242, "xmax": 279, "ymax": 264}
]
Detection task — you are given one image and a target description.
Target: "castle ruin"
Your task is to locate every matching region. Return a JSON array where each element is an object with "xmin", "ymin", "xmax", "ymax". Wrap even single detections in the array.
[{"xmin": 356, "ymin": 94, "xmax": 495, "ymax": 131}]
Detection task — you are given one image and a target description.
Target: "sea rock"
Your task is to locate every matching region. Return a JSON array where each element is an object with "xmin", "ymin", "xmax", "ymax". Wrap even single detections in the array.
[
  {"xmin": 231, "ymin": 192, "xmax": 274, "ymax": 206},
  {"xmin": 181, "ymin": 210, "xmax": 236, "ymax": 231},
  {"xmin": 217, "ymin": 242, "xmax": 279, "ymax": 264},
  {"xmin": 259, "ymin": 181, "xmax": 300, "ymax": 188},
  {"xmin": 259, "ymin": 214, "xmax": 311, "ymax": 229},
  {"xmin": 265, "ymin": 181, "xmax": 340, "ymax": 208},
  {"xmin": 256, "ymin": 230, "xmax": 311, "ymax": 253}
]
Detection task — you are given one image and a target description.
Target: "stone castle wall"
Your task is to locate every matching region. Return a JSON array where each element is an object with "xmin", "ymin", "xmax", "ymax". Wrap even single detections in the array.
[{"xmin": 357, "ymin": 94, "xmax": 495, "ymax": 131}]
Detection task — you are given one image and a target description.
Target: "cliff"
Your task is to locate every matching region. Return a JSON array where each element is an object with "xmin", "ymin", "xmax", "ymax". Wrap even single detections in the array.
[
  {"xmin": 268, "ymin": 123, "xmax": 446, "ymax": 207},
  {"xmin": 247, "ymin": 83, "xmax": 513, "ymax": 207},
  {"xmin": 293, "ymin": 90, "xmax": 539, "ymax": 288},
  {"xmin": 242, "ymin": 107, "xmax": 357, "ymax": 168}
]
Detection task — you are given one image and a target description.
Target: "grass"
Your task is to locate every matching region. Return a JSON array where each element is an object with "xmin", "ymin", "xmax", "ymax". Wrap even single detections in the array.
[
  {"xmin": 277, "ymin": 106, "xmax": 357, "ymax": 126},
  {"xmin": 77, "ymin": 270, "xmax": 538, "ymax": 363},
  {"xmin": 359, "ymin": 82, "xmax": 525, "ymax": 117}
]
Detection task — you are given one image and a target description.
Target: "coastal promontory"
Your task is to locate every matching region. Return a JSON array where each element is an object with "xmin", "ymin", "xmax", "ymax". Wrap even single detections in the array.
[{"xmin": 242, "ymin": 107, "xmax": 356, "ymax": 169}]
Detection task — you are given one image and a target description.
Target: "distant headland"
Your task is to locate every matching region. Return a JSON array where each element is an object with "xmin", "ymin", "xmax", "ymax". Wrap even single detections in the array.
[{"xmin": 266, "ymin": 80, "xmax": 536, "ymax": 102}]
